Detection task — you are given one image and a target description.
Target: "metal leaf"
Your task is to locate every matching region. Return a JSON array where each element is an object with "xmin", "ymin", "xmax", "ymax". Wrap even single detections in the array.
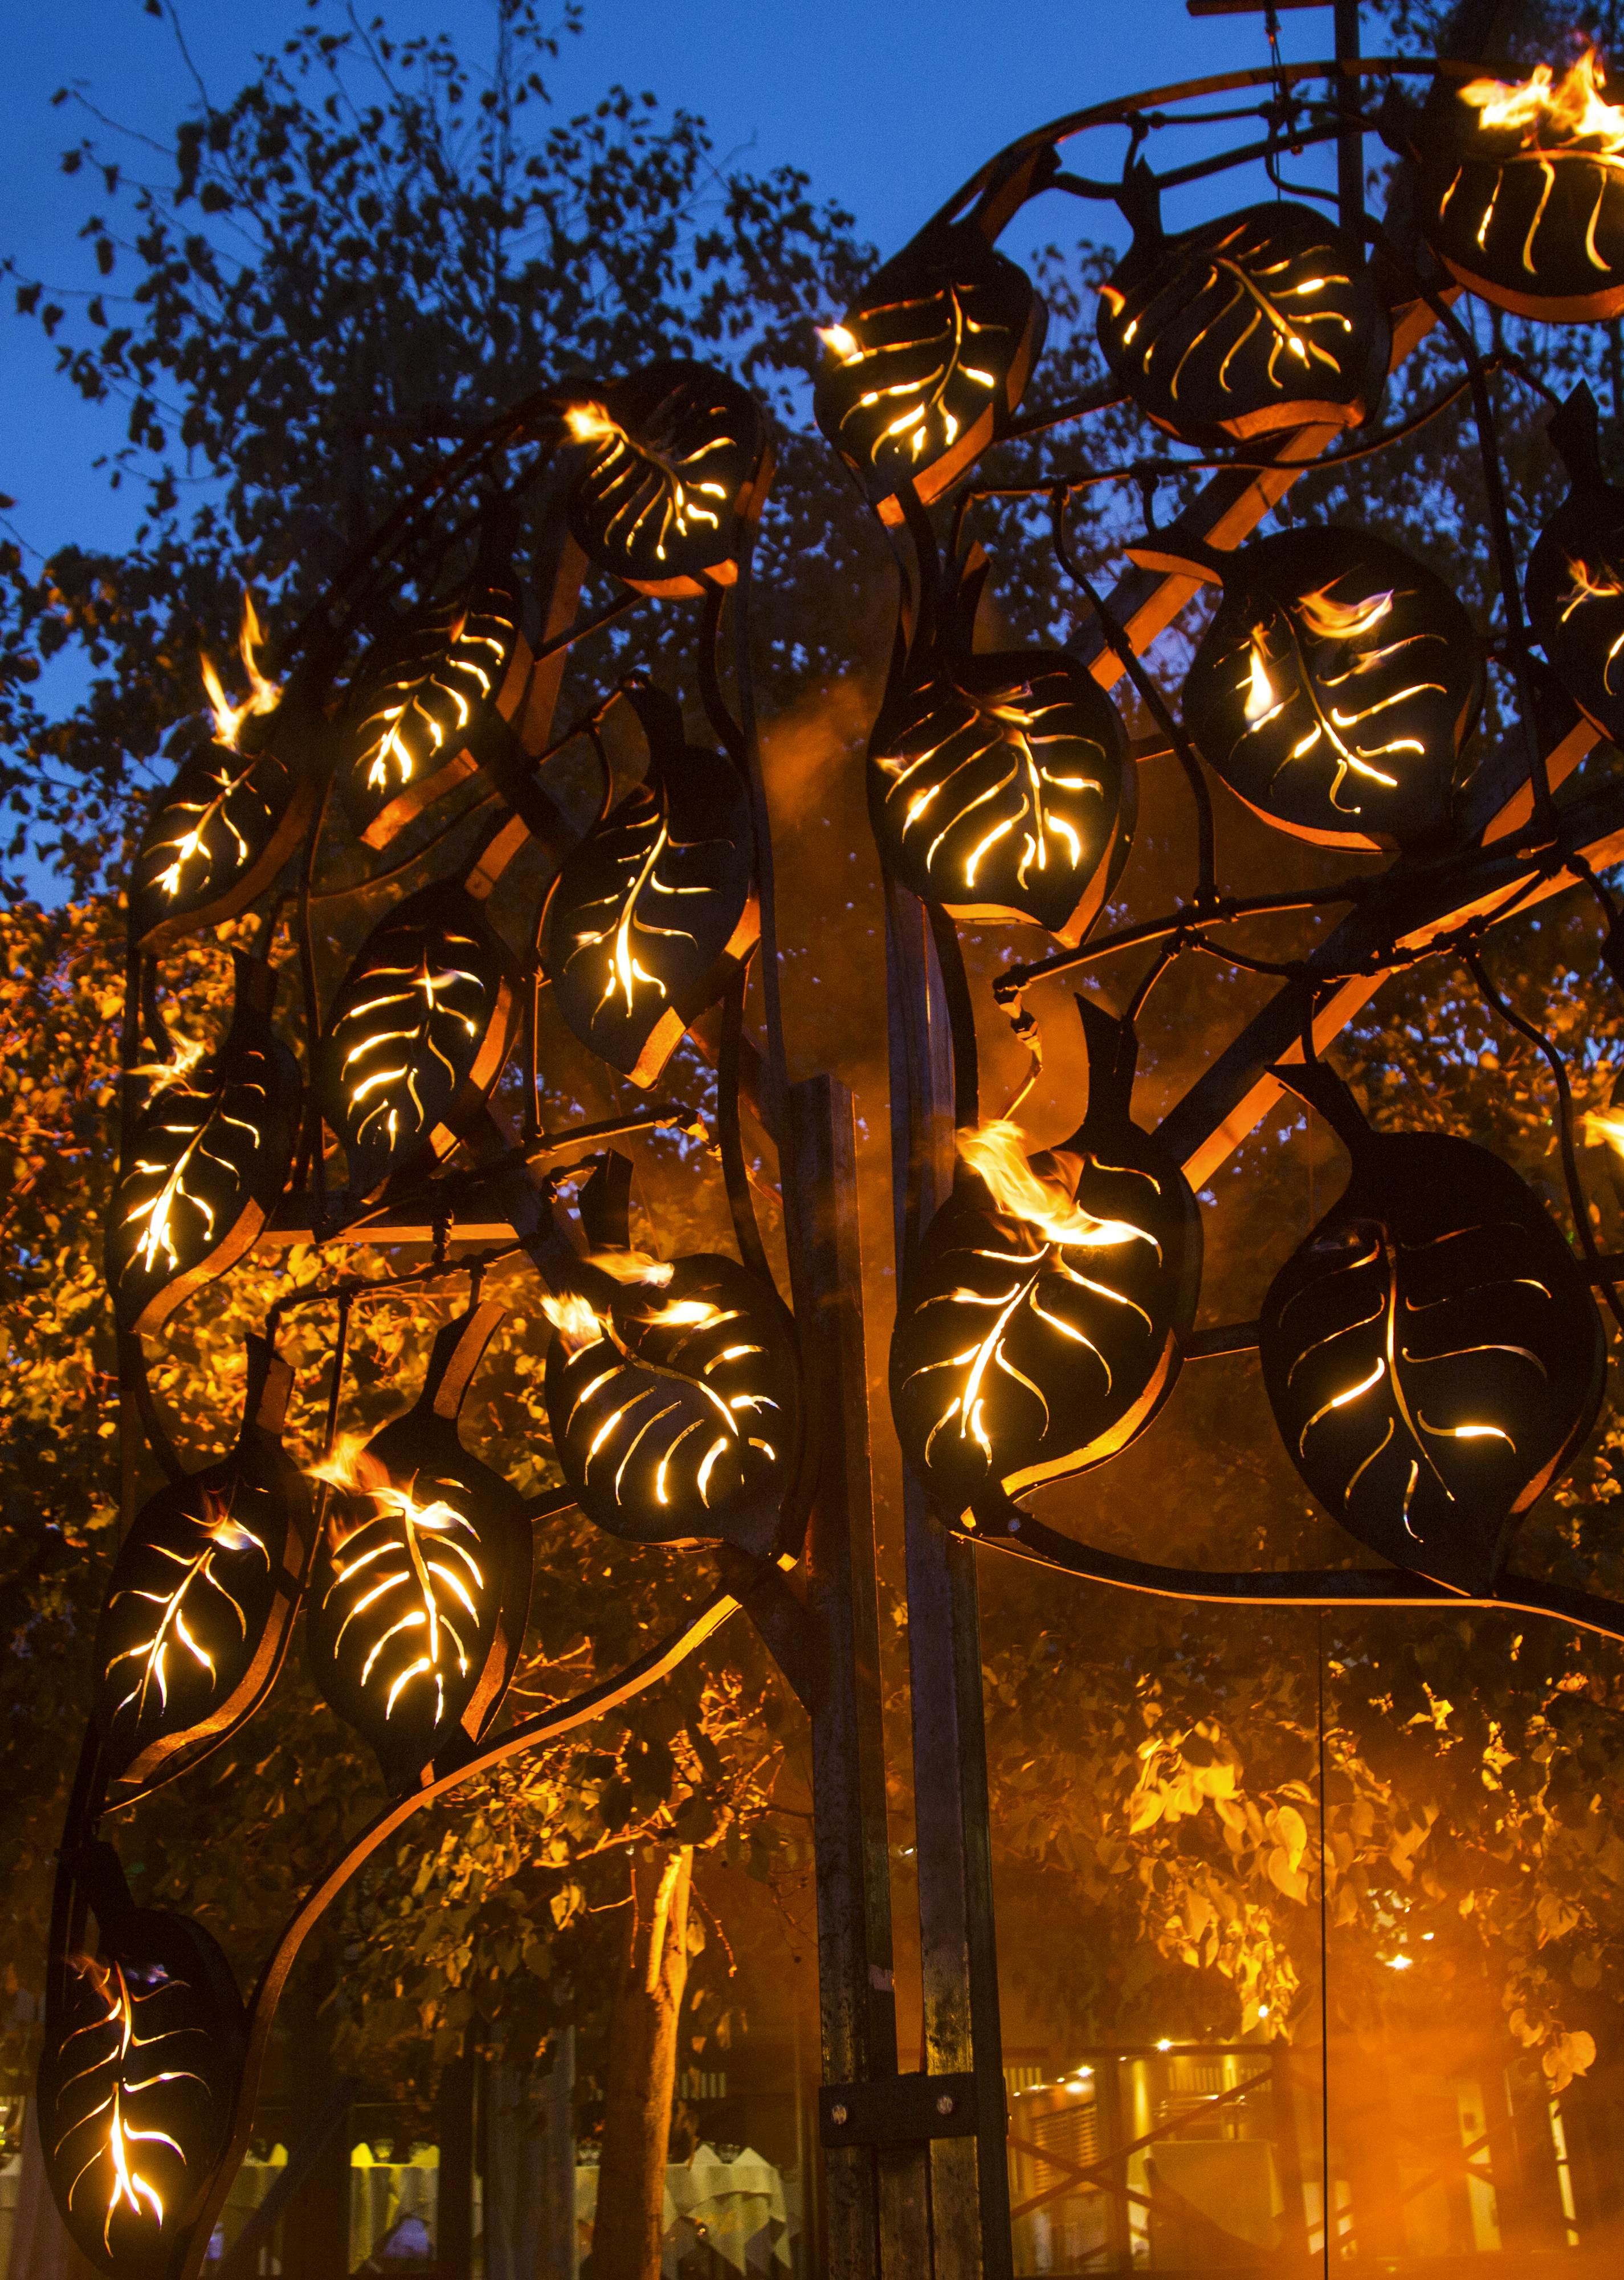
[
  {"xmin": 814, "ymin": 220, "xmax": 1043, "ymax": 519},
  {"xmin": 1411, "ymin": 56, "xmax": 1624, "ymax": 323},
  {"xmin": 107, "ymin": 956, "xmax": 301, "ymax": 1335},
  {"xmin": 868, "ymin": 647, "xmax": 1133, "ymax": 938},
  {"xmin": 1097, "ymin": 199, "xmax": 1388, "ymax": 448},
  {"xmin": 129, "ymin": 735, "xmax": 313, "ymax": 953},
  {"xmin": 544, "ymin": 689, "xmax": 757, "ymax": 1085},
  {"xmin": 891, "ymin": 1009, "xmax": 1201, "ymax": 1512},
  {"xmin": 1181, "ymin": 526, "xmax": 1481, "ymax": 852},
  {"xmin": 306, "ymin": 1305, "xmax": 531, "ymax": 1793},
  {"xmin": 93, "ymin": 1343, "xmax": 311, "ymax": 1794},
  {"xmin": 1260, "ymin": 1066, "xmax": 1605, "ymax": 1593},
  {"xmin": 315, "ymin": 880, "xmax": 518, "ymax": 1199},
  {"xmin": 39, "ymin": 1867, "xmax": 246, "ymax": 2280},
  {"xmin": 544, "ymin": 1252, "xmax": 804, "ymax": 1560},
  {"xmin": 564, "ymin": 360, "xmax": 772, "ymax": 596},
  {"xmin": 1527, "ymin": 385, "xmax": 1624, "ymax": 743},
  {"xmin": 336, "ymin": 572, "xmax": 532, "ymax": 848}
]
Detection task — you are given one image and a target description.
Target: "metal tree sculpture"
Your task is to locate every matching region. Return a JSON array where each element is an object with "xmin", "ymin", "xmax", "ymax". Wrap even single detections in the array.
[{"xmin": 46, "ymin": 16, "xmax": 1624, "ymax": 2280}]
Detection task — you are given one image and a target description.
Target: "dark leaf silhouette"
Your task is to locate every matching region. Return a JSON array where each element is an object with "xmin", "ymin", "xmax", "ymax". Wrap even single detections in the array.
[
  {"xmin": 107, "ymin": 955, "xmax": 301, "ymax": 1334},
  {"xmin": 815, "ymin": 219, "xmax": 1043, "ymax": 519},
  {"xmin": 306, "ymin": 1305, "xmax": 531, "ymax": 1793},
  {"xmin": 1097, "ymin": 196, "xmax": 1388, "ymax": 448},
  {"xmin": 1527, "ymin": 384, "xmax": 1624, "ymax": 743},
  {"xmin": 337, "ymin": 570, "xmax": 532, "ymax": 848},
  {"xmin": 314, "ymin": 880, "xmax": 517, "ymax": 1198},
  {"xmin": 1260, "ymin": 1062, "xmax": 1606, "ymax": 1593},
  {"xmin": 891, "ymin": 1004, "xmax": 1202, "ymax": 1514},
  {"xmin": 544, "ymin": 685, "xmax": 757, "ymax": 1085},
  {"xmin": 1410, "ymin": 54, "xmax": 1624, "ymax": 322},
  {"xmin": 544, "ymin": 1249, "xmax": 804, "ymax": 1561},
  {"xmin": 93, "ymin": 1341, "xmax": 311, "ymax": 1794},
  {"xmin": 1180, "ymin": 525, "xmax": 1480, "ymax": 850},
  {"xmin": 39, "ymin": 1851, "xmax": 246, "ymax": 2280},
  {"xmin": 564, "ymin": 360, "xmax": 772, "ymax": 595}
]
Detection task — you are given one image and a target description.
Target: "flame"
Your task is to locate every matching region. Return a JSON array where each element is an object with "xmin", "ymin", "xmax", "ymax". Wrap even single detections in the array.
[
  {"xmin": 1296, "ymin": 585, "xmax": 1394, "ymax": 641},
  {"xmin": 1459, "ymin": 47, "xmax": 1624, "ymax": 151},
  {"xmin": 199, "ymin": 590, "xmax": 281, "ymax": 752},
  {"xmin": 129, "ymin": 1036, "xmax": 208, "ymax": 1100},
  {"xmin": 818, "ymin": 323, "xmax": 862, "ymax": 360},
  {"xmin": 585, "ymin": 1249, "xmax": 674, "ymax": 1286},
  {"xmin": 541, "ymin": 1289, "xmax": 608, "ymax": 1351},
  {"xmin": 1586, "ymin": 1108, "xmax": 1624, "ymax": 1151},
  {"xmin": 1244, "ymin": 634, "xmax": 1283, "ymax": 726},
  {"xmin": 957, "ymin": 1121, "xmax": 1151, "ymax": 1252},
  {"xmin": 1561, "ymin": 558, "xmax": 1624, "ymax": 617},
  {"xmin": 540, "ymin": 1256, "xmax": 724, "ymax": 1349},
  {"xmin": 564, "ymin": 400, "xmax": 623, "ymax": 445}
]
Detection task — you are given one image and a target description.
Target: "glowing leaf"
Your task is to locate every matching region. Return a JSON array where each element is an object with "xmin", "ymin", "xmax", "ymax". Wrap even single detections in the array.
[
  {"xmin": 815, "ymin": 220, "xmax": 1044, "ymax": 520},
  {"xmin": 1180, "ymin": 525, "xmax": 1481, "ymax": 851},
  {"xmin": 1526, "ymin": 384, "xmax": 1624, "ymax": 743},
  {"xmin": 544, "ymin": 1250, "xmax": 804, "ymax": 1561},
  {"xmin": 1097, "ymin": 196, "xmax": 1388, "ymax": 447},
  {"xmin": 129, "ymin": 735, "xmax": 313, "ymax": 953},
  {"xmin": 305, "ymin": 1304, "xmax": 531, "ymax": 1794},
  {"xmin": 564, "ymin": 360, "xmax": 772, "ymax": 596},
  {"xmin": 107, "ymin": 955, "xmax": 301, "ymax": 1335},
  {"xmin": 337, "ymin": 571, "xmax": 532, "ymax": 848},
  {"xmin": 1260, "ymin": 1060, "xmax": 1605, "ymax": 1594},
  {"xmin": 315, "ymin": 880, "xmax": 518, "ymax": 1199},
  {"xmin": 39, "ymin": 1850, "xmax": 246, "ymax": 2280},
  {"xmin": 890, "ymin": 1002, "xmax": 1201, "ymax": 1513},
  {"xmin": 93, "ymin": 1341, "xmax": 311, "ymax": 1794},
  {"xmin": 544, "ymin": 685, "xmax": 758, "ymax": 1085},
  {"xmin": 1410, "ymin": 52, "xmax": 1624, "ymax": 322}
]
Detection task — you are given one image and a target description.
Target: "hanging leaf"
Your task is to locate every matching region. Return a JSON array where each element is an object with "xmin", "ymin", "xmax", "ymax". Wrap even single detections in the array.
[
  {"xmin": 1097, "ymin": 196, "xmax": 1389, "ymax": 448},
  {"xmin": 1527, "ymin": 384, "xmax": 1624, "ymax": 743},
  {"xmin": 39, "ymin": 1850, "xmax": 246, "ymax": 2280},
  {"xmin": 544, "ymin": 1248, "xmax": 804, "ymax": 1562},
  {"xmin": 314, "ymin": 880, "xmax": 519, "ymax": 1199},
  {"xmin": 1180, "ymin": 524, "xmax": 1481, "ymax": 851},
  {"xmin": 306, "ymin": 1305, "xmax": 531, "ymax": 1794},
  {"xmin": 890, "ymin": 1001, "xmax": 1201, "ymax": 1513},
  {"xmin": 869, "ymin": 639, "xmax": 1134, "ymax": 940},
  {"xmin": 1259, "ymin": 1061, "xmax": 1606, "ymax": 1594},
  {"xmin": 93, "ymin": 1341, "xmax": 311, "ymax": 1794},
  {"xmin": 562, "ymin": 360, "xmax": 772, "ymax": 596},
  {"xmin": 814, "ymin": 219, "xmax": 1044, "ymax": 521},
  {"xmin": 107, "ymin": 955, "xmax": 301, "ymax": 1334},
  {"xmin": 1409, "ymin": 51, "xmax": 1624, "ymax": 323},
  {"xmin": 335, "ymin": 569, "xmax": 532, "ymax": 849},
  {"xmin": 544, "ymin": 685, "xmax": 758, "ymax": 1085},
  {"xmin": 129, "ymin": 734, "xmax": 313, "ymax": 954}
]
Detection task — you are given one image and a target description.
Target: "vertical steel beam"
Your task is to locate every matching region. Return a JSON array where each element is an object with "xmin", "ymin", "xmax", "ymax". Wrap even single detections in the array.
[
  {"xmin": 884, "ymin": 885, "xmax": 1013, "ymax": 2280},
  {"xmin": 1335, "ymin": 2, "xmax": 1365, "ymax": 243},
  {"xmin": 784, "ymin": 1074, "xmax": 928, "ymax": 2277}
]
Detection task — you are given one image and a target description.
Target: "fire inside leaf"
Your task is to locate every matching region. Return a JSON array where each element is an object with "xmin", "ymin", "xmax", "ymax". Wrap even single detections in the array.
[
  {"xmin": 1181, "ymin": 525, "xmax": 1481, "ymax": 851},
  {"xmin": 1527, "ymin": 384, "xmax": 1624, "ymax": 743},
  {"xmin": 1412, "ymin": 48, "xmax": 1624, "ymax": 321},
  {"xmin": 814, "ymin": 220, "xmax": 1043, "ymax": 521},
  {"xmin": 1096, "ymin": 199, "xmax": 1389, "ymax": 448},
  {"xmin": 564, "ymin": 360, "xmax": 772, "ymax": 596},
  {"xmin": 129, "ymin": 743, "xmax": 311, "ymax": 954},
  {"xmin": 543, "ymin": 1251, "xmax": 804, "ymax": 1560},
  {"xmin": 1260, "ymin": 1062, "xmax": 1605, "ymax": 1594},
  {"xmin": 107, "ymin": 956, "xmax": 301, "ymax": 1336},
  {"xmin": 336, "ymin": 573, "xmax": 531, "ymax": 849},
  {"xmin": 544, "ymin": 688, "xmax": 758, "ymax": 1086},
  {"xmin": 868, "ymin": 646, "xmax": 1134, "ymax": 940},
  {"xmin": 315, "ymin": 881, "xmax": 518, "ymax": 1199}
]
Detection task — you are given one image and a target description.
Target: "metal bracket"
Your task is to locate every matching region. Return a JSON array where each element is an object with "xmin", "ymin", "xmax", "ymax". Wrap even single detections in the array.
[{"xmin": 819, "ymin": 2070, "xmax": 984, "ymax": 2149}]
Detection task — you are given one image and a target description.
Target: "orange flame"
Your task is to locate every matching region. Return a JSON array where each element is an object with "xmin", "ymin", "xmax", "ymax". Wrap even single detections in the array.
[
  {"xmin": 818, "ymin": 323, "xmax": 862, "ymax": 360},
  {"xmin": 1244, "ymin": 634, "xmax": 1283, "ymax": 726},
  {"xmin": 957, "ymin": 1120, "xmax": 1150, "ymax": 1252},
  {"xmin": 1459, "ymin": 47, "xmax": 1624, "ymax": 151},
  {"xmin": 541, "ymin": 1289, "xmax": 607, "ymax": 1351},
  {"xmin": 199, "ymin": 590, "xmax": 281, "ymax": 752},
  {"xmin": 564, "ymin": 400, "xmax": 623, "ymax": 445},
  {"xmin": 1296, "ymin": 585, "xmax": 1394, "ymax": 641},
  {"xmin": 1561, "ymin": 557, "xmax": 1624, "ymax": 618},
  {"xmin": 1585, "ymin": 1108, "xmax": 1624, "ymax": 1151},
  {"xmin": 129, "ymin": 1035, "xmax": 208, "ymax": 1100}
]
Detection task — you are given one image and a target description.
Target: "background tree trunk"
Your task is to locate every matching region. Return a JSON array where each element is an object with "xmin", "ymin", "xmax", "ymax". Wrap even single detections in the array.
[{"xmin": 590, "ymin": 1847, "xmax": 693, "ymax": 2280}]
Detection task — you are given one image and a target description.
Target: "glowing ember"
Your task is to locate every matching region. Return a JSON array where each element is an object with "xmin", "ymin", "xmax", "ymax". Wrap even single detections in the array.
[
  {"xmin": 199, "ymin": 591, "xmax": 281, "ymax": 752},
  {"xmin": 1459, "ymin": 47, "xmax": 1624, "ymax": 153},
  {"xmin": 1296, "ymin": 584, "xmax": 1395, "ymax": 641},
  {"xmin": 957, "ymin": 1120, "xmax": 1152, "ymax": 1253}
]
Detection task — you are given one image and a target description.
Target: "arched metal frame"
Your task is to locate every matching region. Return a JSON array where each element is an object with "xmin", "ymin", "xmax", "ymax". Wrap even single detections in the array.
[{"xmin": 44, "ymin": 15, "xmax": 1624, "ymax": 2280}]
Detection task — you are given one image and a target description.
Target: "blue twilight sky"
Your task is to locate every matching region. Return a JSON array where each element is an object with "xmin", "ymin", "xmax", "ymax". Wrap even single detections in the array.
[{"xmin": 1, "ymin": 0, "xmax": 1357, "ymax": 568}]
